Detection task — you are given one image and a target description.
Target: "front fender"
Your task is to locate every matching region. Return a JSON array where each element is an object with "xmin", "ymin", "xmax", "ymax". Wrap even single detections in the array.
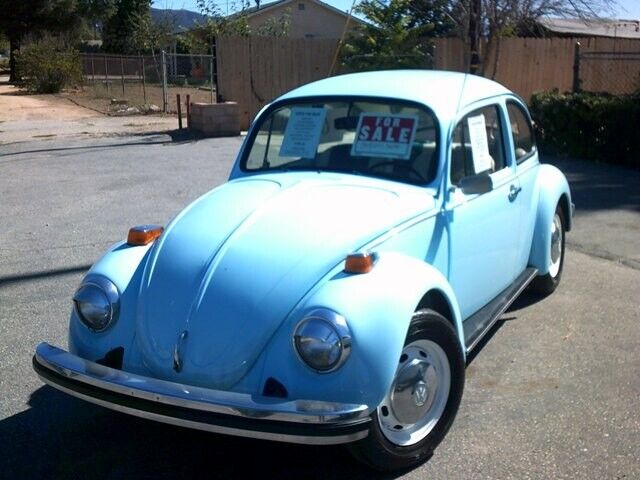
[
  {"xmin": 257, "ymin": 252, "xmax": 463, "ymax": 409},
  {"xmin": 528, "ymin": 164, "xmax": 573, "ymax": 274},
  {"xmin": 68, "ymin": 241, "xmax": 153, "ymax": 367}
]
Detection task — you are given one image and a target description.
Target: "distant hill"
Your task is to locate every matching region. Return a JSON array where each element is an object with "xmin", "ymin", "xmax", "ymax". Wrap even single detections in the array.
[{"xmin": 150, "ymin": 8, "xmax": 205, "ymax": 32}]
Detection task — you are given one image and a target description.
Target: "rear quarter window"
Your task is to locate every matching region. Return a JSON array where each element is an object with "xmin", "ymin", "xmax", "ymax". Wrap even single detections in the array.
[{"xmin": 506, "ymin": 101, "xmax": 536, "ymax": 163}]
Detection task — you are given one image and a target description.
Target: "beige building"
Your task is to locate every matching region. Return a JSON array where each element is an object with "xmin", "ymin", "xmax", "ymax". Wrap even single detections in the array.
[
  {"xmin": 538, "ymin": 17, "xmax": 640, "ymax": 39},
  {"xmin": 243, "ymin": 0, "xmax": 365, "ymax": 39}
]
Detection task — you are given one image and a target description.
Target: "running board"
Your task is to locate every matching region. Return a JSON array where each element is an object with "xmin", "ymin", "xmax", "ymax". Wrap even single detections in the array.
[{"xmin": 463, "ymin": 267, "xmax": 538, "ymax": 354}]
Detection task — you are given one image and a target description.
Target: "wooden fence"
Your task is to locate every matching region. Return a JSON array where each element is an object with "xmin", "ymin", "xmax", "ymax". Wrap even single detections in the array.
[
  {"xmin": 433, "ymin": 37, "xmax": 640, "ymax": 100},
  {"xmin": 216, "ymin": 36, "xmax": 338, "ymax": 129},
  {"xmin": 216, "ymin": 36, "xmax": 640, "ymax": 129}
]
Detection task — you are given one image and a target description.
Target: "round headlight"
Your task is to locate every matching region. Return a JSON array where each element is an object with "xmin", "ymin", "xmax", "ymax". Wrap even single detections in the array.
[
  {"xmin": 73, "ymin": 277, "xmax": 119, "ymax": 332},
  {"xmin": 293, "ymin": 309, "xmax": 351, "ymax": 373}
]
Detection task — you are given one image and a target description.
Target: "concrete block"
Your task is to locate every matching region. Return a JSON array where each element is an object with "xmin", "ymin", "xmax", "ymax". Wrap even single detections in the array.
[{"xmin": 190, "ymin": 102, "xmax": 241, "ymax": 137}]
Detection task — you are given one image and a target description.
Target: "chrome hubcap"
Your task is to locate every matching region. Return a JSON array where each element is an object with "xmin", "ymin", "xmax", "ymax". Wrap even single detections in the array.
[
  {"xmin": 549, "ymin": 213, "xmax": 563, "ymax": 278},
  {"xmin": 414, "ymin": 381, "xmax": 428, "ymax": 407},
  {"xmin": 377, "ymin": 339, "xmax": 451, "ymax": 446}
]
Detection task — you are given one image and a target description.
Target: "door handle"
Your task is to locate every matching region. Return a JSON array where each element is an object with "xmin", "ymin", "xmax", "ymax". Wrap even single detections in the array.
[{"xmin": 508, "ymin": 184, "xmax": 522, "ymax": 202}]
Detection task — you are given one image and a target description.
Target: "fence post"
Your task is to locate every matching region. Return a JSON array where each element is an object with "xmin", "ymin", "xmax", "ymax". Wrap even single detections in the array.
[
  {"xmin": 120, "ymin": 55, "xmax": 126, "ymax": 97},
  {"xmin": 572, "ymin": 41, "xmax": 581, "ymax": 93},
  {"xmin": 177, "ymin": 94, "xmax": 182, "ymax": 129},
  {"xmin": 211, "ymin": 36, "xmax": 218, "ymax": 103},
  {"xmin": 141, "ymin": 56, "xmax": 147, "ymax": 104},
  {"xmin": 91, "ymin": 56, "xmax": 95, "ymax": 84},
  {"xmin": 209, "ymin": 52, "xmax": 214, "ymax": 104},
  {"xmin": 161, "ymin": 50, "xmax": 168, "ymax": 113},
  {"xmin": 103, "ymin": 55, "xmax": 109, "ymax": 95},
  {"xmin": 186, "ymin": 94, "xmax": 191, "ymax": 129}
]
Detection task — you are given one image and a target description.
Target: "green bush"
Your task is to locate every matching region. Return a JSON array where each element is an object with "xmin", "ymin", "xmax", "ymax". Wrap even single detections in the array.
[
  {"xmin": 530, "ymin": 89, "xmax": 640, "ymax": 169},
  {"xmin": 16, "ymin": 42, "xmax": 82, "ymax": 93}
]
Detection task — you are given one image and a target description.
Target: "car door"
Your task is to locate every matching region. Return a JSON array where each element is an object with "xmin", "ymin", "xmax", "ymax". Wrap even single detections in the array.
[
  {"xmin": 445, "ymin": 103, "xmax": 522, "ymax": 320},
  {"xmin": 506, "ymin": 99, "xmax": 540, "ymax": 271}
]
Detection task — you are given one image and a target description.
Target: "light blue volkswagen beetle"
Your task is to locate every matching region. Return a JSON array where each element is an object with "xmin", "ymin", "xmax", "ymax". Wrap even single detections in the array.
[{"xmin": 33, "ymin": 70, "xmax": 573, "ymax": 471}]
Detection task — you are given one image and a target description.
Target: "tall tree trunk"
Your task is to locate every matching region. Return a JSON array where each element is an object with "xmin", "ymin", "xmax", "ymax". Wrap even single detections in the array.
[
  {"xmin": 482, "ymin": 33, "xmax": 493, "ymax": 77},
  {"xmin": 469, "ymin": 0, "xmax": 481, "ymax": 74},
  {"xmin": 9, "ymin": 35, "xmax": 19, "ymax": 83},
  {"xmin": 491, "ymin": 34, "xmax": 502, "ymax": 80}
]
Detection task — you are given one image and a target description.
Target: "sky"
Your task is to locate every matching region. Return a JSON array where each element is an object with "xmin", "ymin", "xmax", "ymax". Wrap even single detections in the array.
[{"xmin": 153, "ymin": 0, "xmax": 640, "ymax": 19}]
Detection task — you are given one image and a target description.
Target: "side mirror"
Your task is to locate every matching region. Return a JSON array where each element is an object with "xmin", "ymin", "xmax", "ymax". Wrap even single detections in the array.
[{"xmin": 459, "ymin": 173, "xmax": 493, "ymax": 195}]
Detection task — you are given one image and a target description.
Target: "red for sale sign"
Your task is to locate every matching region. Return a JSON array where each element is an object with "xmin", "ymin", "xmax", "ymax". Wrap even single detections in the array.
[{"xmin": 351, "ymin": 113, "xmax": 418, "ymax": 159}]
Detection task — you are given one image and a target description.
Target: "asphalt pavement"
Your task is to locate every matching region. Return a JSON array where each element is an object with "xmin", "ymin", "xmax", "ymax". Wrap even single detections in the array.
[{"xmin": 1, "ymin": 134, "xmax": 638, "ymax": 479}]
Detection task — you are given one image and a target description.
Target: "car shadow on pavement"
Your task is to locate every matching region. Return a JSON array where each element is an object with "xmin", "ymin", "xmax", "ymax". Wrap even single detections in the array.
[
  {"xmin": 543, "ymin": 156, "xmax": 640, "ymax": 213},
  {"xmin": 0, "ymin": 386, "xmax": 405, "ymax": 480},
  {"xmin": 507, "ymin": 289, "xmax": 544, "ymax": 312},
  {"xmin": 163, "ymin": 128, "xmax": 209, "ymax": 144},
  {"xmin": 0, "ymin": 129, "xmax": 215, "ymax": 159},
  {"xmin": 466, "ymin": 289, "xmax": 543, "ymax": 366}
]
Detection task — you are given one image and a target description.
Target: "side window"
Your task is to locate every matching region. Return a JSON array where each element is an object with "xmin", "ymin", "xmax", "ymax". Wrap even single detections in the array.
[
  {"xmin": 450, "ymin": 105, "xmax": 506, "ymax": 186},
  {"xmin": 507, "ymin": 101, "xmax": 536, "ymax": 163}
]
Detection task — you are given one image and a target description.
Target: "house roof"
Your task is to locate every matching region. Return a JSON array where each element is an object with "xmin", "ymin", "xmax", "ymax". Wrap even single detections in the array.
[
  {"xmin": 239, "ymin": 0, "xmax": 367, "ymax": 25},
  {"xmin": 539, "ymin": 17, "xmax": 640, "ymax": 39}
]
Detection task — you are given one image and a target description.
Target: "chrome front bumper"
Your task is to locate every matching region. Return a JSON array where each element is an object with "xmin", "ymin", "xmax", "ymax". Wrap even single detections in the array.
[{"xmin": 33, "ymin": 343, "xmax": 371, "ymax": 445}]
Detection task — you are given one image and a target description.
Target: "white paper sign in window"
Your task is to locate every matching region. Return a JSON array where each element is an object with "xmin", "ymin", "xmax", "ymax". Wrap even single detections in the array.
[
  {"xmin": 279, "ymin": 107, "xmax": 327, "ymax": 159},
  {"xmin": 467, "ymin": 114, "xmax": 493, "ymax": 173},
  {"xmin": 351, "ymin": 113, "xmax": 418, "ymax": 159}
]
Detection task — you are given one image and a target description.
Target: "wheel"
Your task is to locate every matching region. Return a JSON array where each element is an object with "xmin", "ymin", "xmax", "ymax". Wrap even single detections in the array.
[
  {"xmin": 348, "ymin": 310, "xmax": 465, "ymax": 471},
  {"xmin": 531, "ymin": 205, "xmax": 565, "ymax": 296}
]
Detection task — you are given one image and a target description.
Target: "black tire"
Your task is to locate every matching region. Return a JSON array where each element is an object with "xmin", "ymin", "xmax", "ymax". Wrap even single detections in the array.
[
  {"xmin": 348, "ymin": 309, "xmax": 465, "ymax": 472},
  {"xmin": 531, "ymin": 205, "xmax": 566, "ymax": 296}
]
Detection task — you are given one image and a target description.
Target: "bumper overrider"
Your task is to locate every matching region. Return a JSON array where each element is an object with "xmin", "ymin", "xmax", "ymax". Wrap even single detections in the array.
[{"xmin": 33, "ymin": 343, "xmax": 372, "ymax": 445}]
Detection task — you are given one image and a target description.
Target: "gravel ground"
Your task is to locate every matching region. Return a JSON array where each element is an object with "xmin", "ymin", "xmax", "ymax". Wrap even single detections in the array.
[
  {"xmin": 0, "ymin": 135, "xmax": 638, "ymax": 479},
  {"xmin": 0, "ymin": 77, "xmax": 178, "ymax": 145}
]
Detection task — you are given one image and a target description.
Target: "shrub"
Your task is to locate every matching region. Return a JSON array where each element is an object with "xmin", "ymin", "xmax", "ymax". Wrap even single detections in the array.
[
  {"xmin": 530, "ymin": 89, "xmax": 640, "ymax": 169},
  {"xmin": 16, "ymin": 42, "xmax": 82, "ymax": 93}
]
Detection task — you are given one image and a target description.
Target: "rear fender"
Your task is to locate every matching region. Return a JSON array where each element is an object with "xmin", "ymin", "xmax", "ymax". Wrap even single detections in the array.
[{"xmin": 528, "ymin": 164, "xmax": 572, "ymax": 274}]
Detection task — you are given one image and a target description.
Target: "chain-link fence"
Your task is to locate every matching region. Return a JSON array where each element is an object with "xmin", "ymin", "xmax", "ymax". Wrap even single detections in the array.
[
  {"xmin": 575, "ymin": 49, "xmax": 640, "ymax": 95},
  {"xmin": 79, "ymin": 52, "xmax": 216, "ymax": 114},
  {"xmin": 161, "ymin": 52, "xmax": 216, "ymax": 112}
]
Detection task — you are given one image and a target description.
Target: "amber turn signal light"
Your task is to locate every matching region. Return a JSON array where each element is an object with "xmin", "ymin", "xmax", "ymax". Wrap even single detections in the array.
[
  {"xmin": 344, "ymin": 252, "xmax": 378, "ymax": 274},
  {"xmin": 127, "ymin": 224, "xmax": 164, "ymax": 246}
]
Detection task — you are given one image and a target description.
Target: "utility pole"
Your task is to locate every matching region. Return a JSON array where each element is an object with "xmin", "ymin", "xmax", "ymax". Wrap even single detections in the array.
[{"xmin": 469, "ymin": 0, "xmax": 481, "ymax": 74}]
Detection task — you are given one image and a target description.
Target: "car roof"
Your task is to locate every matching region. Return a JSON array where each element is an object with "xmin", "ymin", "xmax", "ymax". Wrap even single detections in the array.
[{"xmin": 276, "ymin": 70, "xmax": 511, "ymax": 121}]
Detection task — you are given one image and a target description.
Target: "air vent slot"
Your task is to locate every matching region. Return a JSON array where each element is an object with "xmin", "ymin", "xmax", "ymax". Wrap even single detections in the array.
[
  {"xmin": 262, "ymin": 377, "xmax": 288, "ymax": 398},
  {"xmin": 96, "ymin": 347, "xmax": 124, "ymax": 370}
]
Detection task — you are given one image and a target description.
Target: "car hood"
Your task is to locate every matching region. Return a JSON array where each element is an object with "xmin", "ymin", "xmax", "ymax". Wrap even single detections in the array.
[{"xmin": 135, "ymin": 174, "xmax": 435, "ymax": 389}]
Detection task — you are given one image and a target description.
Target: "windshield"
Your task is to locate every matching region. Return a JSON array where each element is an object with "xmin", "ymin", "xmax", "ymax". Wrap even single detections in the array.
[{"xmin": 242, "ymin": 99, "xmax": 439, "ymax": 185}]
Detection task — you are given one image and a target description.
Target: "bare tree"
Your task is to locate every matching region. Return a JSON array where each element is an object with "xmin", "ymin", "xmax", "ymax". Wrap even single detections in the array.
[{"xmin": 451, "ymin": 0, "xmax": 618, "ymax": 77}]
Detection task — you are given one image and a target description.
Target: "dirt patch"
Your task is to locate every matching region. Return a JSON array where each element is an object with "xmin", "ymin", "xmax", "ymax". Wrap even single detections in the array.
[
  {"xmin": 0, "ymin": 77, "xmax": 180, "ymax": 144},
  {"xmin": 0, "ymin": 81, "xmax": 99, "ymax": 122},
  {"xmin": 60, "ymin": 82, "xmax": 215, "ymax": 115}
]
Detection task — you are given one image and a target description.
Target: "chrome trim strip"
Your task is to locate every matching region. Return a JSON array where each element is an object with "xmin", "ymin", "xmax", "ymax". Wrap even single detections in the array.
[
  {"xmin": 34, "ymin": 343, "xmax": 371, "ymax": 426},
  {"xmin": 34, "ymin": 374, "xmax": 369, "ymax": 445},
  {"xmin": 464, "ymin": 267, "xmax": 538, "ymax": 353},
  {"xmin": 38, "ymin": 375, "xmax": 369, "ymax": 445}
]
